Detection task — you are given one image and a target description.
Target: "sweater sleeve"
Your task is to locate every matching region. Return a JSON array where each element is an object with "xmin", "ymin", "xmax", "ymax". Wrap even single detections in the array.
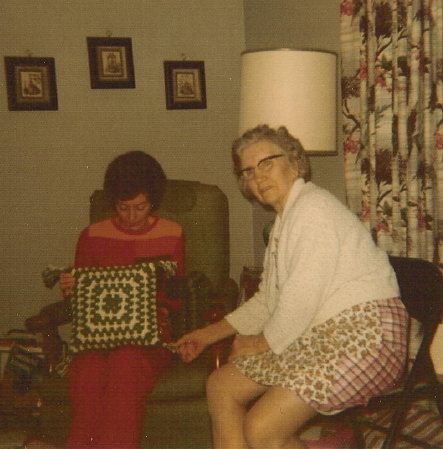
[
  {"xmin": 263, "ymin": 205, "xmax": 340, "ymax": 354},
  {"xmin": 172, "ymin": 228, "xmax": 185, "ymax": 277},
  {"xmin": 157, "ymin": 228, "xmax": 185, "ymax": 312},
  {"xmin": 74, "ymin": 228, "xmax": 97, "ymax": 268},
  {"xmin": 225, "ymin": 242, "xmax": 272, "ymax": 334}
]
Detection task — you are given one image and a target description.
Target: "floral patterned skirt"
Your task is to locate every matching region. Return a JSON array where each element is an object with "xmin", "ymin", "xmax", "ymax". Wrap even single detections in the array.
[{"xmin": 232, "ymin": 297, "xmax": 408, "ymax": 415}]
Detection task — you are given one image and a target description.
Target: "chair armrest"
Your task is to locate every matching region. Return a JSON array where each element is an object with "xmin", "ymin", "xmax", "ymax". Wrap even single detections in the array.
[
  {"xmin": 214, "ymin": 277, "xmax": 239, "ymax": 313},
  {"xmin": 21, "ymin": 322, "xmax": 65, "ymax": 373},
  {"xmin": 24, "ymin": 300, "xmax": 71, "ymax": 372},
  {"xmin": 204, "ymin": 302, "xmax": 233, "ymax": 369},
  {"xmin": 157, "ymin": 302, "xmax": 173, "ymax": 342},
  {"xmin": 25, "ymin": 299, "xmax": 72, "ymax": 332}
]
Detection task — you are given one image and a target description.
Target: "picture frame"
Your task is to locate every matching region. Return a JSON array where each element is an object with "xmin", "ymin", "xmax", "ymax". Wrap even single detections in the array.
[
  {"xmin": 87, "ymin": 37, "xmax": 135, "ymax": 89},
  {"xmin": 163, "ymin": 60, "xmax": 206, "ymax": 109},
  {"xmin": 4, "ymin": 57, "xmax": 58, "ymax": 111}
]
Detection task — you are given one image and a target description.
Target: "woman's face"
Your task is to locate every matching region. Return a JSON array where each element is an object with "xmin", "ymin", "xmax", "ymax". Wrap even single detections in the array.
[
  {"xmin": 239, "ymin": 140, "xmax": 298, "ymax": 215},
  {"xmin": 115, "ymin": 192, "xmax": 153, "ymax": 231}
]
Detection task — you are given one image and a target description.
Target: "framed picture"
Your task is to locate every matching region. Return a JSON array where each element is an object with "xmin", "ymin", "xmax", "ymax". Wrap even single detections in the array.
[
  {"xmin": 87, "ymin": 37, "xmax": 135, "ymax": 89},
  {"xmin": 163, "ymin": 60, "xmax": 206, "ymax": 109},
  {"xmin": 4, "ymin": 57, "xmax": 58, "ymax": 111}
]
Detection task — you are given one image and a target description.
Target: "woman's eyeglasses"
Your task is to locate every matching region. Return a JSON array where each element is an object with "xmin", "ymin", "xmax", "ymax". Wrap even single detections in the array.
[{"xmin": 240, "ymin": 154, "xmax": 285, "ymax": 181}]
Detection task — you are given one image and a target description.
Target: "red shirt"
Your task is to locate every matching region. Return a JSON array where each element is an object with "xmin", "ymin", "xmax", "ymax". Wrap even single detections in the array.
[{"xmin": 74, "ymin": 215, "xmax": 185, "ymax": 312}]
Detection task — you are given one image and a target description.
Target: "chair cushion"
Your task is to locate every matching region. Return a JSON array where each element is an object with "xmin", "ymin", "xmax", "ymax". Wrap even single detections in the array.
[
  {"xmin": 70, "ymin": 261, "xmax": 176, "ymax": 353},
  {"xmin": 42, "ymin": 356, "xmax": 209, "ymax": 405},
  {"xmin": 148, "ymin": 355, "xmax": 209, "ymax": 400},
  {"xmin": 40, "ymin": 372, "xmax": 70, "ymax": 404},
  {"xmin": 89, "ymin": 180, "xmax": 230, "ymax": 290}
]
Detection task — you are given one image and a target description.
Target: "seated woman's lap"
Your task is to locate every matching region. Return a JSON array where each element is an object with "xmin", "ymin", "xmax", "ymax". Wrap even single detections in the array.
[
  {"xmin": 245, "ymin": 386, "xmax": 317, "ymax": 447},
  {"xmin": 69, "ymin": 345, "xmax": 173, "ymax": 394},
  {"xmin": 207, "ymin": 362, "xmax": 268, "ymax": 409}
]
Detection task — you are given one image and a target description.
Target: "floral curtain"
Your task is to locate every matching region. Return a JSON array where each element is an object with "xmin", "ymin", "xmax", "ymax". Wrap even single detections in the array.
[{"xmin": 340, "ymin": 0, "xmax": 443, "ymax": 268}]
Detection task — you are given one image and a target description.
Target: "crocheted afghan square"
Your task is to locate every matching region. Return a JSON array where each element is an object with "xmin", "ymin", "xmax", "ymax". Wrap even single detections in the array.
[{"xmin": 69, "ymin": 261, "xmax": 176, "ymax": 354}]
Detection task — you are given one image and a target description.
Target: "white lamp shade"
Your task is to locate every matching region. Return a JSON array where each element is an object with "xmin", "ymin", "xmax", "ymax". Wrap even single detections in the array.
[{"xmin": 239, "ymin": 49, "xmax": 337, "ymax": 154}]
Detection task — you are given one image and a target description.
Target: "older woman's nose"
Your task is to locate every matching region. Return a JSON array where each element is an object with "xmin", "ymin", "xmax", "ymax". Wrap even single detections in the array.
[{"xmin": 254, "ymin": 168, "xmax": 268, "ymax": 182}]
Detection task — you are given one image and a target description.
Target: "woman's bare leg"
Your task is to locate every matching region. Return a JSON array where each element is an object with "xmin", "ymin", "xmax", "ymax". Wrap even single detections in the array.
[
  {"xmin": 244, "ymin": 386, "xmax": 317, "ymax": 449},
  {"xmin": 206, "ymin": 363, "xmax": 268, "ymax": 449}
]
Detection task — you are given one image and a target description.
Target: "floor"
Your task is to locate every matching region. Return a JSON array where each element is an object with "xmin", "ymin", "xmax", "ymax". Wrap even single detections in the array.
[
  {"xmin": 0, "ymin": 414, "xmax": 357, "ymax": 449},
  {"xmin": 299, "ymin": 415, "xmax": 358, "ymax": 449}
]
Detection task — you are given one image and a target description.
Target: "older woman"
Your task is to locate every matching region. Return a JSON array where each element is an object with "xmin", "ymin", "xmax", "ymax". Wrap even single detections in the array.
[
  {"xmin": 175, "ymin": 125, "xmax": 408, "ymax": 449},
  {"xmin": 61, "ymin": 151, "xmax": 184, "ymax": 449}
]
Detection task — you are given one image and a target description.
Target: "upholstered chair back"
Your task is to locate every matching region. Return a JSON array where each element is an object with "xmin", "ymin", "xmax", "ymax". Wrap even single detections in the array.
[{"xmin": 89, "ymin": 179, "xmax": 230, "ymax": 291}]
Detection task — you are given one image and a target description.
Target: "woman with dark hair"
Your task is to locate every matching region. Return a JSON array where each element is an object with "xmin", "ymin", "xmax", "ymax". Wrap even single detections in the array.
[
  {"xmin": 175, "ymin": 125, "xmax": 408, "ymax": 449},
  {"xmin": 60, "ymin": 151, "xmax": 184, "ymax": 449}
]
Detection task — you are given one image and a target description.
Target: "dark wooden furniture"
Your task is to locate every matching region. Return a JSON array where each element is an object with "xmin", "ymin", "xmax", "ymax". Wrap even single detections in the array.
[{"xmin": 349, "ymin": 256, "xmax": 443, "ymax": 448}]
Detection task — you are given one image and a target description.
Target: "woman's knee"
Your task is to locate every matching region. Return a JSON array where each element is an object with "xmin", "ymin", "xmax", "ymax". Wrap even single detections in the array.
[
  {"xmin": 107, "ymin": 346, "xmax": 152, "ymax": 378},
  {"xmin": 243, "ymin": 388, "xmax": 315, "ymax": 449},
  {"xmin": 243, "ymin": 413, "xmax": 273, "ymax": 449},
  {"xmin": 106, "ymin": 346, "xmax": 157, "ymax": 392},
  {"xmin": 69, "ymin": 351, "xmax": 106, "ymax": 383},
  {"xmin": 244, "ymin": 418, "xmax": 296, "ymax": 449},
  {"xmin": 206, "ymin": 364, "xmax": 245, "ymax": 409},
  {"xmin": 206, "ymin": 366, "xmax": 226, "ymax": 404}
]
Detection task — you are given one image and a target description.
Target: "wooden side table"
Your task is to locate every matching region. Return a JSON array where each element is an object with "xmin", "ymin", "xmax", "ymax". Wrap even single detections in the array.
[
  {"xmin": 239, "ymin": 266, "xmax": 263, "ymax": 304},
  {"xmin": 0, "ymin": 342, "xmax": 45, "ymax": 442}
]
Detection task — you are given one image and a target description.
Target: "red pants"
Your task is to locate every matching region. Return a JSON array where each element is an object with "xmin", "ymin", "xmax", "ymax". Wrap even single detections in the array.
[{"xmin": 67, "ymin": 345, "xmax": 172, "ymax": 449}]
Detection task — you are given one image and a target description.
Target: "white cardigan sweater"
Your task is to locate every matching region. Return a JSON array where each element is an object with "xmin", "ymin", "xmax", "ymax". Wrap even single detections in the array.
[{"xmin": 226, "ymin": 179, "xmax": 399, "ymax": 355}]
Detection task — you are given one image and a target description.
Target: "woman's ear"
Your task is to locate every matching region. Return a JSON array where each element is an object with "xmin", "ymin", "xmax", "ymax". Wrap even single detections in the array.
[{"xmin": 290, "ymin": 163, "xmax": 299, "ymax": 182}]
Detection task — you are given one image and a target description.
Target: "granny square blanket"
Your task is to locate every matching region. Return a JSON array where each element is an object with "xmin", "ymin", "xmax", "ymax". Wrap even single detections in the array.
[{"xmin": 69, "ymin": 261, "xmax": 176, "ymax": 354}]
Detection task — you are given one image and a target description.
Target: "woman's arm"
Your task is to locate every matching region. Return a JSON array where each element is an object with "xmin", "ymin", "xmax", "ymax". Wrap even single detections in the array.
[
  {"xmin": 223, "ymin": 244, "xmax": 273, "ymax": 336},
  {"xmin": 172, "ymin": 228, "xmax": 185, "ymax": 277},
  {"xmin": 173, "ymin": 318, "xmax": 237, "ymax": 362},
  {"xmin": 59, "ymin": 228, "xmax": 94, "ymax": 297},
  {"xmin": 59, "ymin": 271, "xmax": 75, "ymax": 297},
  {"xmin": 262, "ymin": 206, "xmax": 339, "ymax": 354},
  {"xmin": 228, "ymin": 333, "xmax": 270, "ymax": 360}
]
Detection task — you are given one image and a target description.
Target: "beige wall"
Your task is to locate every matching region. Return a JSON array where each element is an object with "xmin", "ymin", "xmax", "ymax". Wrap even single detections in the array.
[
  {"xmin": 0, "ymin": 0, "xmax": 345, "ymax": 337},
  {"xmin": 0, "ymin": 0, "xmax": 250, "ymax": 335}
]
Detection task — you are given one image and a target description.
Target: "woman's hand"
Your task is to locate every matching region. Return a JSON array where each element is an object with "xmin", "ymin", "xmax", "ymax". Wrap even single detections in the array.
[
  {"xmin": 59, "ymin": 271, "xmax": 75, "ymax": 297},
  {"xmin": 173, "ymin": 328, "xmax": 212, "ymax": 362},
  {"xmin": 173, "ymin": 319, "xmax": 237, "ymax": 363},
  {"xmin": 228, "ymin": 334, "xmax": 270, "ymax": 361}
]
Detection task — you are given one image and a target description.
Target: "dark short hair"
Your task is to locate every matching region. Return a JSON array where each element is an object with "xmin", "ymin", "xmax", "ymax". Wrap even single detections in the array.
[
  {"xmin": 231, "ymin": 124, "xmax": 311, "ymax": 200},
  {"xmin": 103, "ymin": 151, "xmax": 166, "ymax": 211}
]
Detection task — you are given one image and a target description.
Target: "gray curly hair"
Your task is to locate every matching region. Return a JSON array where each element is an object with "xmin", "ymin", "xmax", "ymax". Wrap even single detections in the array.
[{"xmin": 231, "ymin": 124, "xmax": 311, "ymax": 200}]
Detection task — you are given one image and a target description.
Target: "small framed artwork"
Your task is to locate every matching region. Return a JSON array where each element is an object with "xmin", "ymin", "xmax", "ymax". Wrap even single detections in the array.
[
  {"xmin": 87, "ymin": 37, "xmax": 135, "ymax": 89},
  {"xmin": 4, "ymin": 57, "xmax": 58, "ymax": 111},
  {"xmin": 163, "ymin": 60, "xmax": 206, "ymax": 109}
]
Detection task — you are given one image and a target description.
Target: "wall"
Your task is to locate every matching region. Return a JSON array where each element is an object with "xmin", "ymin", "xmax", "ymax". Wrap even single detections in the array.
[
  {"xmin": 243, "ymin": 0, "xmax": 344, "ymax": 263},
  {"xmin": 0, "ymin": 0, "xmax": 250, "ymax": 336}
]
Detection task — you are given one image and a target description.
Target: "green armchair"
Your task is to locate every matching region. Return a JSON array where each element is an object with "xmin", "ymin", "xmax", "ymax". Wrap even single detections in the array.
[{"xmin": 25, "ymin": 180, "xmax": 238, "ymax": 449}]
